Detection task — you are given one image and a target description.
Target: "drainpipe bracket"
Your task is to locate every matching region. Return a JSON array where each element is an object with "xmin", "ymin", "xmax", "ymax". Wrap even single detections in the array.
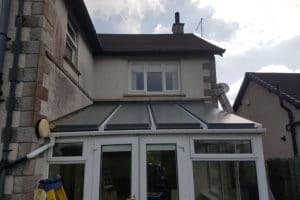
[
  {"xmin": 286, "ymin": 124, "xmax": 292, "ymax": 132},
  {"xmin": 15, "ymin": 15, "xmax": 24, "ymax": 27}
]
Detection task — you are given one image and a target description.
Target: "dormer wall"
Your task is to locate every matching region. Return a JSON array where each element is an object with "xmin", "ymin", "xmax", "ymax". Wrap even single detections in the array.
[{"xmin": 93, "ymin": 56, "xmax": 217, "ymax": 102}]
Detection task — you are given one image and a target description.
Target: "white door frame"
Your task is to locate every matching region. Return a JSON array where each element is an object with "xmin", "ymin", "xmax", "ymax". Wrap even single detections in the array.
[
  {"xmin": 139, "ymin": 135, "xmax": 194, "ymax": 200},
  {"xmin": 84, "ymin": 134, "xmax": 268, "ymax": 200},
  {"xmin": 89, "ymin": 136, "xmax": 139, "ymax": 200}
]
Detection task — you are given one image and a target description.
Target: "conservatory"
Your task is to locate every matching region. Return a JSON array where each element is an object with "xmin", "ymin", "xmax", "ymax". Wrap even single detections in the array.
[{"xmin": 48, "ymin": 101, "xmax": 269, "ymax": 200}]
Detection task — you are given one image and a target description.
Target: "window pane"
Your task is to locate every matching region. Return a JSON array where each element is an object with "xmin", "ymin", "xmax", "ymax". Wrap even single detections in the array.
[
  {"xmin": 194, "ymin": 140, "xmax": 252, "ymax": 154},
  {"xmin": 52, "ymin": 142, "xmax": 83, "ymax": 157},
  {"xmin": 132, "ymin": 71, "xmax": 144, "ymax": 90},
  {"xmin": 67, "ymin": 23, "xmax": 76, "ymax": 42},
  {"xmin": 101, "ymin": 145, "xmax": 131, "ymax": 200},
  {"xmin": 131, "ymin": 64, "xmax": 144, "ymax": 90},
  {"xmin": 193, "ymin": 161, "xmax": 259, "ymax": 200},
  {"xmin": 147, "ymin": 72, "xmax": 162, "ymax": 91},
  {"xmin": 49, "ymin": 164, "xmax": 84, "ymax": 200},
  {"xmin": 147, "ymin": 144, "xmax": 179, "ymax": 200},
  {"xmin": 166, "ymin": 71, "xmax": 178, "ymax": 90},
  {"xmin": 65, "ymin": 42, "xmax": 73, "ymax": 61}
]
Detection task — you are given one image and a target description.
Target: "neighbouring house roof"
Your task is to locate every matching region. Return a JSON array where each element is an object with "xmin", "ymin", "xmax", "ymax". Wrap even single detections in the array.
[
  {"xmin": 52, "ymin": 101, "xmax": 256, "ymax": 132},
  {"xmin": 233, "ymin": 72, "xmax": 300, "ymax": 111},
  {"xmin": 97, "ymin": 33, "xmax": 226, "ymax": 56}
]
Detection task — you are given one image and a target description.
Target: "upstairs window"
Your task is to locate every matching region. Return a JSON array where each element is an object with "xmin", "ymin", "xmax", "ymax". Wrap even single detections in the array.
[
  {"xmin": 64, "ymin": 21, "xmax": 77, "ymax": 64},
  {"xmin": 130, "ymin": 61, "xmax": 180, "ymax": 94}
]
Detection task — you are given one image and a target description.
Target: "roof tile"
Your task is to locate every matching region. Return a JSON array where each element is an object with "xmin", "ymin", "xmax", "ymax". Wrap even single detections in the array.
[{"xmin": 98, "ymin": 33, "xmax": 225, "ymax": 55}]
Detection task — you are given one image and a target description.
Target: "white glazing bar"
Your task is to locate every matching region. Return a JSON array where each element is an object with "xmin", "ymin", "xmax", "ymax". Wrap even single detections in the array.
[
  {"xmin": 254, "ymin": 135, "xmax": 270, "ymax": 200},
  {"xmin": 98, "ymin": 104, "xmax": 122, "ymax": 131},
  {"xmin": 176, "ymin": 104, "xmax": 208, "ymax": 129},
  {"xmin": 147, "ymin": 104, "xmax": 156, "ymax": 131}
]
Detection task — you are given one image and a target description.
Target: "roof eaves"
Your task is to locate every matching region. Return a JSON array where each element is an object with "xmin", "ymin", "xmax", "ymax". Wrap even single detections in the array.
[
  {"xmin": 191, "ymin": 33, "xmax": 226, "ymax": 55},
  {"xmin": 64, "ymin": 0, "xmax": 102, "ymax": 54},
  {"xmin": 101, "ymin": 49, "xmax": 224, "ymax": 55},
  {"xmin": 233, "ymin": 73, "xmax": 300, "ymax": 111}
]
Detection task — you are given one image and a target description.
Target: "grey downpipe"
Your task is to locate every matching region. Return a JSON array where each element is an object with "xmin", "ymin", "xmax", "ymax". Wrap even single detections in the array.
[
  {"xmin": 0, "ymin": 0, "xmax": 24, "ymax": 199},
  {"xmin": 0, "ymin": 0, "xmax": 12, "ymax": 97}
]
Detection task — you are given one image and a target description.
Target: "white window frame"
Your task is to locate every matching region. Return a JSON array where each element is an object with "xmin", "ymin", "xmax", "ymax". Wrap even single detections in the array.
[
  {"xmin": 48, "ymin": 138, "xmax": 87, "ymax": 162},
  {"xmin": 190, "ymin": 136, "xmax": 255, "ymax": 160},
  {"xmin": 46, "ymin": 138, "xmax": 89, "ymax": 199},
  {"xmin": 65, "ymin": 21, "xmax": 77, "ymax": 64},
  {"xmin": 91, "ymin": 137, "xmax": 139, "ymax": 200},
  {"xmin": 190, "ymin": 135, "xmax": 269, "ymax": 200},
  {"xmin": 140, "ymin": 136, "xmax": 193, "ymax": 200},
  {"xmin": 129, "ymin": 61, "xmax": 181, "ymax": 94}
]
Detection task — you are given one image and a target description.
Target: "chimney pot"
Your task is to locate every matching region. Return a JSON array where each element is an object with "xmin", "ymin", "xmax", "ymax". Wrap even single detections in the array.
[
  {"xmin": 175, "ymin": 12, "xmax": 180, "ymax": 24},
  {"xmin": 172, "ymin": 12, "xmax": 184, "ymax": 34}
]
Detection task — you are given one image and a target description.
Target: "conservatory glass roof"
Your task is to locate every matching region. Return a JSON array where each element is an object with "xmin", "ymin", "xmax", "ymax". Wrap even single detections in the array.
[{"xmin": 52, "ymin": 101, "xmax": 257, "ymax": 132}]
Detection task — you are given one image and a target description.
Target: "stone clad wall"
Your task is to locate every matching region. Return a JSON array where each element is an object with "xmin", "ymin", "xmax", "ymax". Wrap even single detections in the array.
[{"xmin": 1, "ymin": 0, "xmax": 92, "ymax": 199}]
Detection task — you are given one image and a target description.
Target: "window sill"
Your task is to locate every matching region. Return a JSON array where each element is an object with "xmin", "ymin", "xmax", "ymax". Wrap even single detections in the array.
[
  {"xmin": 63, "ymin": 55, "xmax": 81, "ymax": 76},
  {"xmin": 123, "ymin": 93, "xmax": 186, "ymax": 97}
]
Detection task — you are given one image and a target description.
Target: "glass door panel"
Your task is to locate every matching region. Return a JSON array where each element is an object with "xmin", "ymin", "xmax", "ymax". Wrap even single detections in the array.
[
  {"xmin": 146, "ymin": 144, "xmax": 179, "ymax": 200},
  {"xmin": 92, "ymin": 138, "xmax": 138, "ymax": 200},
  {"xmin": 100, "ymin": 145, "xmax": 132, "ymax": 200}
]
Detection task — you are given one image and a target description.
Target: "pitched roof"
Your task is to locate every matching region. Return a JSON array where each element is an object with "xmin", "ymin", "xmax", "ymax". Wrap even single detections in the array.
[
  {"xmin": 52, "ymin": 101, "xmax": 256, "ymax": 132},
  {"xmin": 64, "ymin": 1, "xmax": 225, "ymax": 56},
  {"xmin": 233, "ymin": 72, "xmax": 300, "ymax": 110},
  {"xmin": 98, "ymin": 33, "xmax": 225, "ymax": 55}
]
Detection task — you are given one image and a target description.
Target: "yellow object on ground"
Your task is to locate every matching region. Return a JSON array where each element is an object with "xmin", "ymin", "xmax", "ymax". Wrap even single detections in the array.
[{"xmin": 34, "ymin": 176, "xmax": 68, "ymax": 200}]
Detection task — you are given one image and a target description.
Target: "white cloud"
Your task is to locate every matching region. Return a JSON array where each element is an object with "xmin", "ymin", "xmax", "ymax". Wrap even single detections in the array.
[
  {"xmin": 227, "ymin": 78, "xmax": 243, "ymax": 104},
  {"xmin": 228, "ymin": 65, "xmax": 300, "ymax": 103},
  {"xmin": 257, "ymin": 64, "xmax": 300, "ymax": 73},
  {"xmin": 192, "ymin": 0, "xmax": 300, "ymax": 55},
  {"xmin": 153, "ymin": 24, "xmax": 170, "ymax": 33},
  {"xmin": 85, "ymin": 0, "xmax": 166, "ymax": 33}
]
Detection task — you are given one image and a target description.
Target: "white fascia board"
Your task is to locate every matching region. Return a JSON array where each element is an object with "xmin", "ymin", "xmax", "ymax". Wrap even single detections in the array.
[{"xmin": 50, "ymin": 127, "xmax": 265, "ymax": 138}]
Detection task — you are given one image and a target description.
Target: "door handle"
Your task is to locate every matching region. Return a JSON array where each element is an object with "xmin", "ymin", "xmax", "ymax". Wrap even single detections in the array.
[{"xmin": 127, "ymin": 194, "xmax": 136, "ymax": 200}]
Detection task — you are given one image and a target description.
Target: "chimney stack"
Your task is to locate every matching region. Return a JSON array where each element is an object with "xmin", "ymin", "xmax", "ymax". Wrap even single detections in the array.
[{"xmin": 172, "ymin": 12, "xmax": 184, "ymax": 34}]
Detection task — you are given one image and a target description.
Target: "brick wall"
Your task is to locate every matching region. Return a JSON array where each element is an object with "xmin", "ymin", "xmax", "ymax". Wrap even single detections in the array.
[{"xmin": 1, "ymin": 0, "xmax": 92, "ymax": 199}]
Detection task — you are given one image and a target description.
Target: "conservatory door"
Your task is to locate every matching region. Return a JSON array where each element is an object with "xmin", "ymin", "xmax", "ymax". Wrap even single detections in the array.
[
  {"xmin": 140, "ymin": 136, "xmax": 194, "ymax": 200},
  {"xmin": 91, "ymin": 137, "xmax": 139, "ymax": 200}
]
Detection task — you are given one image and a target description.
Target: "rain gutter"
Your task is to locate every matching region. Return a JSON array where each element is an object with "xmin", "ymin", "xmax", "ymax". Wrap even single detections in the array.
[{"xmin": 50, "ymin": 127, "xmax": 266, "ymax": 138}]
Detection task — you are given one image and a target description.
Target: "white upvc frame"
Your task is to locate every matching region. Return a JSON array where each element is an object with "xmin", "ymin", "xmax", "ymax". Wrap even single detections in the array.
[
  {"xmin": 128, "ymin": 61, "xmax": 181, "ymax": 95},
  {"xmin": 46, "ymin": 138, "xmax": 89, "ymax": 200},
  {"xmin": 189, "ymin": 134, "xmax": 269, "ymax": 200},
  {"xmin": 65, "ymin": 20, "xmax": 77, "ymax": 64},
  {"xmin": 90, "ymin": 137, "xmax": 139, "ymax": 200},
  {"xmin": 45, "ymin": 133, "xmax": 268, "ymax": 200},
  {"xmin": 139, "ymin": 136, "xmax": 195, "ymax": 200},
  {"xmin": 48, "ymin": 138, "xmax": 88, "ymax": 162}
]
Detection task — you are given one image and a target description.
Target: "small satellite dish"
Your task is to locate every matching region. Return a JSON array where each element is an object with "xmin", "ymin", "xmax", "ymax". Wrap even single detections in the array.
[
  {"xmin": 35, "ymin": 119, "xmax": 50, "ymax": 138},
  {"xmin": 218, "ymin": 83, "xmax": 230, "ymax": 93}
]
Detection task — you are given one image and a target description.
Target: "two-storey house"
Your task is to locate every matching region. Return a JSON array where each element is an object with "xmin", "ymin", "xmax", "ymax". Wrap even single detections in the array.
[{"xmin": 0, "ymin": 0, "xmax": 269, "ymax": 199}]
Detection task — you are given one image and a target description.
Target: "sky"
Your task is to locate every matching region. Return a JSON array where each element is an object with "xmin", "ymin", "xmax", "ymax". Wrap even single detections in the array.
[{"xmin": 84, "ymin": 0, "xmax": 300, "ymax": 103}]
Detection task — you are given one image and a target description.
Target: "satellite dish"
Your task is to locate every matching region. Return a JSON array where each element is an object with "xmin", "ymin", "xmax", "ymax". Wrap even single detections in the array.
[
  {"xmin": 36, "ymin": 119, "xmax": 50, "ymax": 138},
  {"xmin": 218, "ymin": 83, "xmax": 230, "ymax": 93}
]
